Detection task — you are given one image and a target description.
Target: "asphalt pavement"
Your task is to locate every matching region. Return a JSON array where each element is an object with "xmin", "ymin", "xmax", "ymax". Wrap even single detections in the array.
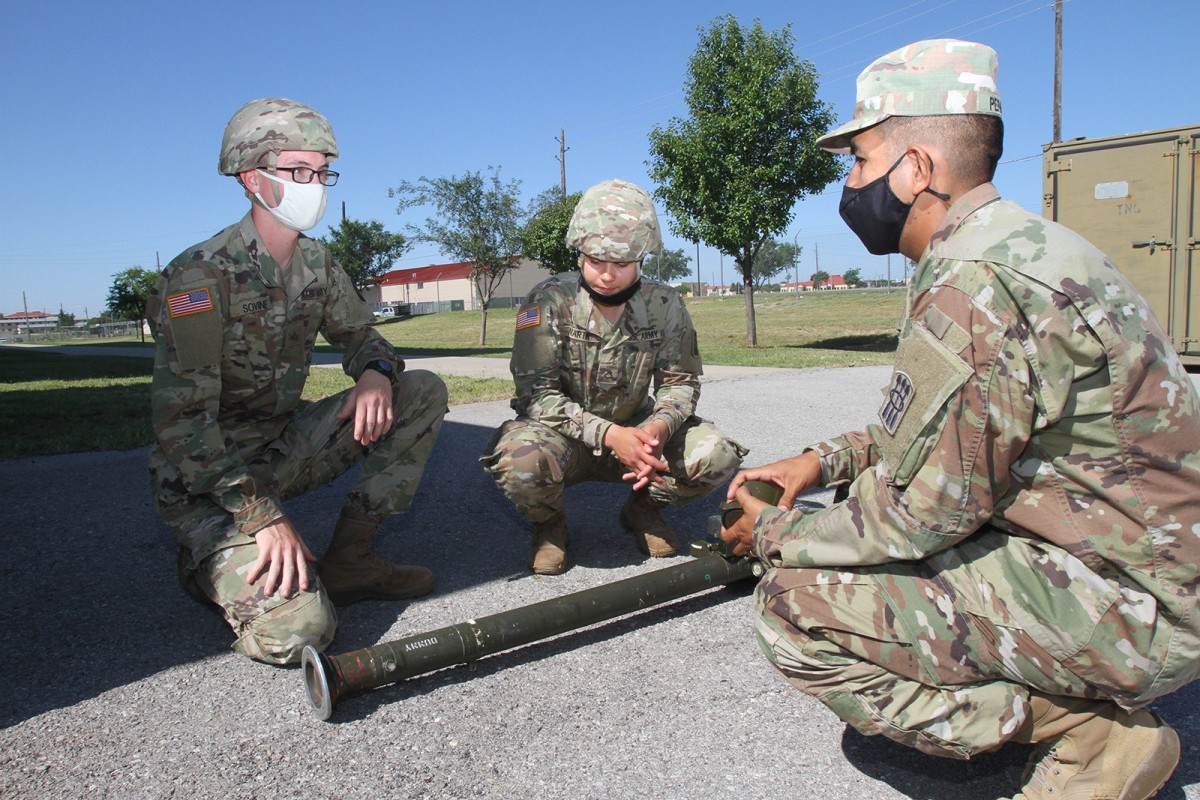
[{"xmin": 2, "ymin": 358, "xmax": 1198, "ymax": 800}]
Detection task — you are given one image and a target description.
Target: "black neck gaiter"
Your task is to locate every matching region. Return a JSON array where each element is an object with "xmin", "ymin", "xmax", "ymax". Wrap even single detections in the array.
[{"xmin": 580, "ymin": 275, "xmax": 642, "ymax": 307}]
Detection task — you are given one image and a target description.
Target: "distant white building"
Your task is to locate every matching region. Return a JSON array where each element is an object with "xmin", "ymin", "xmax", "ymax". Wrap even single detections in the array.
[
  {"xmin": 364, "ymin": 258, "xmax": 547, "ymax": 313},
  {"xmin": 0, "ymin": 310, "xmax": 55, "ymax": 337}
]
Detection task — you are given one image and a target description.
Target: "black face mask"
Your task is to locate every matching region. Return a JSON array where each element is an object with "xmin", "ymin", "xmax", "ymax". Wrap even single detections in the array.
[
  {"xmin": 580, "ymin": 274, "xmax": 642, "ymax": 306},
  {"xmin": 839, "ymin": 153, "xmax": 950, "ymax": 256}
]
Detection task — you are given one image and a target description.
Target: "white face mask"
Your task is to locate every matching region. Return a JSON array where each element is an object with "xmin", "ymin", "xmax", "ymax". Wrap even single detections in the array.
[{"xmin": 254, "ymin": 169, "xmax": 328, "ymax": 231}]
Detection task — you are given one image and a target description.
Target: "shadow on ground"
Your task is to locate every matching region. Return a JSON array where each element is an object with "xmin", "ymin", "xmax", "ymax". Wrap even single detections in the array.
[
  {"xmin": 840, "ymin": 680, "xmax": 1200, "ymax": 798},
  {"xmin": 0, "ymin": 413, "xmax": 730, "ymax": 729},
  {"xmin": 795, "ymin": 333, "xmax": 898, "ymax": 352}
]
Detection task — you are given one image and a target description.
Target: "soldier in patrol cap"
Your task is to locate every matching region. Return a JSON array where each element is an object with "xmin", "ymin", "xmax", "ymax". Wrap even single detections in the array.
[
  {"xmin": 720, "ymin": 40, "xmax": 1200, "ymax": 799},
  {"xmin": 483, "ymin": 178, "xmax": 745, "ymax": 574},
  {"xmin": 146, "ymin": 98, "xmax": 448, "ymax": 665}
]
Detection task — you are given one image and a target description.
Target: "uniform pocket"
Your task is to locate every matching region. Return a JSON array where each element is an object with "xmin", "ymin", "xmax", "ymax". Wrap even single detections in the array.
[{"xmin": 229, "ymin": 314, "xmax": 275, "ymax": 389}]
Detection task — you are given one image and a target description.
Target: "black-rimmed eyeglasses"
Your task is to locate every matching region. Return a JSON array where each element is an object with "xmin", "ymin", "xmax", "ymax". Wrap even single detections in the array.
[{"xmin": 267, "ymin": 166, "xmax": 340, "ymax": 186}]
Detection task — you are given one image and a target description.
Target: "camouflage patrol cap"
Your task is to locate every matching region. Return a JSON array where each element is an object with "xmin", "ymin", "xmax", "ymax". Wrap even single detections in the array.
[
  {"xmin": 218, "ymin": 97, "xmax": 339, "ymax": 176},
  {"xmin": 566, "ymin": 179, "xmax": 663, "ymax": 262},
  {"xmin": 817, "ymin": 39, "xmax": 1001, "ymax": 153}
]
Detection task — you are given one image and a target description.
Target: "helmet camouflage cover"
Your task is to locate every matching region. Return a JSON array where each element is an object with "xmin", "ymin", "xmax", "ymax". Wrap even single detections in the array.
[
  {"xmin": 566, "ymin": 179, "xmax": 663, "ymax": 262},
  {"xmin": 218, "ymin": 97, "xmax": 339, "ymax": 176},
  {"xmin": 817, "ymin": 38, "xmax": 1001, "ymax": 153}
]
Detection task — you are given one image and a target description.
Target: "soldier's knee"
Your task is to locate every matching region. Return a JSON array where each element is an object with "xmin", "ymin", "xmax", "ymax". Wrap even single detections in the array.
[
  {"xmin": 674, "ymin": 425, "xmax": 746, "ymax": 486},
  {"xmin": 397, "ymin": 369, "xmax": 448, "ymax": 412},
  {"xmin": 481, "ymin": 421, "xmax": 565, "ymax": 501},
  {"xmin": 701, "ymin": 437, "xmax": 746, "ymax": 483},
  {"xmin": 490, "ymin": 451, "xmax": 562, "ymax": 505},
  {"xmin": 232, "ymin": 590, "xmax": 338, "ymax": 666}
]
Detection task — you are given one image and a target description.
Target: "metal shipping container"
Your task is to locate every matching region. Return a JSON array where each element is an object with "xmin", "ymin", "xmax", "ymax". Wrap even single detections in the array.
[{"xmin": 1042, "ymin": 124, "xmax": 1200, "ymax": 365}]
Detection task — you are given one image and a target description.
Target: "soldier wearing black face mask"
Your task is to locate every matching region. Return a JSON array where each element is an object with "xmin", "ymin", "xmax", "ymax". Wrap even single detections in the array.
[
  {"xmin": 720, "ymin": 39, "xmax": 1200, "ymax": 800},
  {"xmin": 838, "ymin": 152, "xmax": 950, "ymax": 255}
]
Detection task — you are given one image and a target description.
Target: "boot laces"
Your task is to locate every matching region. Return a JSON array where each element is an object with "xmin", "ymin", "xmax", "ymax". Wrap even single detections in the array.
[{"xmin": 1024, "ymin": 745, "xmax": 1063, "ymax": 796}]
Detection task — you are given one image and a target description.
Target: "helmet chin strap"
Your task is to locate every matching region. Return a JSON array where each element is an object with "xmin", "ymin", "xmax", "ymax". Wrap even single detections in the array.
[{"xmin": 580, "ymin": 274, "xmax": 642, "ymax": 306}]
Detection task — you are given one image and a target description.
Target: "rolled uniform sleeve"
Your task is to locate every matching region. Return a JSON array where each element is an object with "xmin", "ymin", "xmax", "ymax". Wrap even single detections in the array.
[
  {"xmin": 753, "ymin": 282, "xmax": 1039, "ymax": 568},
  {"xmin": 148, "ymin": 265, "xmax": 285, "ymax": 536}
]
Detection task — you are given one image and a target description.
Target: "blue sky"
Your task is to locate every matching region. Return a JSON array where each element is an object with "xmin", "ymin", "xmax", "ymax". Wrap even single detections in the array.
[{"xmin": 2, "ymin": 0, "xmax": 1195, "ymax": 318}]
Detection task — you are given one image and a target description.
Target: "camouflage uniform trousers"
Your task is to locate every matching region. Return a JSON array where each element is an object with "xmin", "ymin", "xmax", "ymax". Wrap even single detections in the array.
[
  {"xmin": 753, "ymin": 527, "xmax": 1141, "ymax": 760},
  {"xmin": 154, "ymin": 369, "xmax": 448, "ymax": 664},
  {"xmin": 482, "ymin": 414, "xmax": 746, "ymax": 523}
]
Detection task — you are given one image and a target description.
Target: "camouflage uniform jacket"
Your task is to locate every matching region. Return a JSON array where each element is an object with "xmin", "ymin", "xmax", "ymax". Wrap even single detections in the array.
[
  {"xmin": 754, "ymin": 184, "xmax": 1200, "ymax": 691},
  {"xmin": 509, "ymin": 272, "xmax": 703, "ymax": 452},
  {"xmin": 146, "ymin": 212, "xmax": 400, "ymax": 536}
]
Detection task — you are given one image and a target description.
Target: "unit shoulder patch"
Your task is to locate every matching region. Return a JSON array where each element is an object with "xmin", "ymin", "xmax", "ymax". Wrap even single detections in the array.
[{"xmin": 879, "ymin": 370, "xmax": 915, "ymax": 435}]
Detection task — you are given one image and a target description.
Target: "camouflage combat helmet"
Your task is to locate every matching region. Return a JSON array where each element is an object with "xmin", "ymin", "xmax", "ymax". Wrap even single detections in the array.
[
  {"xmin": 218, "ymin": 97, "xmax": 339, "ymax": 176},
  {"xmin": 566, "ymin": 179, "xmax": 662, "ymax": 262},
  {"xmin": 818, "ymin": 39, "xmax": 1001, "ymax": 153}
]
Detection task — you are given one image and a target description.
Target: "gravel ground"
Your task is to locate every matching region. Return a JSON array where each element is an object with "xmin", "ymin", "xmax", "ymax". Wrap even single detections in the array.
[{"xmin": 3, "ymin": 365, "xmax": 1198, "ymax": 800}]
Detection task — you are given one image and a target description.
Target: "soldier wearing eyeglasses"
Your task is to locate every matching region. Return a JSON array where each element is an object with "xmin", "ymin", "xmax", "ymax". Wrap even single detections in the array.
[{"xmin": 145, "ymin": 97, "xmax": 448, "ymax": 665}]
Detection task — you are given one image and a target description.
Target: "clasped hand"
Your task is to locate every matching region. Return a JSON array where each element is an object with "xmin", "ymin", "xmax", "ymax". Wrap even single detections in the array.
[{"xmin": 605, "ymin": 419, "xmax": 670, "ymax": 491}]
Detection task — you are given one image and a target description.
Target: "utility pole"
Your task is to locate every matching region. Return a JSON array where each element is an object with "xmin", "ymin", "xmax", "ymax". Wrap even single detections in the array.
[
  {"xmin": 792, "ymin": 231, "xmax": 801, "ymax": 291},
  {"xmin": 342, "ymin": 200, "xmax": 347, "ymax": 222},
  {"xmin": 1053, "ymin": 0, "xmax": 1062, "ymax": 143},
  {"xmin": 555, "ymin": 129, "xmax": 568, "ymax": 198}
]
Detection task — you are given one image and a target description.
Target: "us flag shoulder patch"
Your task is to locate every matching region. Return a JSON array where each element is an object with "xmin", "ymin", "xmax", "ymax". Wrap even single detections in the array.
[
  {"xmin": 879, "ymin": 370, "xmax": 914, "ymax": 435},
  {"xmin": 515, "ymin": 307, "xmax": 541, "ymax": 330},
  {"xmin": 166, "ymin": 288, "xmax": 214, "ymax": 318}
]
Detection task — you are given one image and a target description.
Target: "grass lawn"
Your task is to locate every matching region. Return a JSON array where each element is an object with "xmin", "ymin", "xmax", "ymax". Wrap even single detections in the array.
[
  {"xmin": 3, "ymin": 288, "xmax": 903, "ymax": 458},
  {"xmin": 0, "ymin": 352, "xmax": 513, "ymax": 459},
  {"xmin": 362, "ymin": 288, "xmax": 905, "ymax": 370}
]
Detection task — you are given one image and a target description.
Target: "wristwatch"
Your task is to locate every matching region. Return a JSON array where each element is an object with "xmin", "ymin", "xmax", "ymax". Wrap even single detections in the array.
[{"xmin": 362, "ymin": 358, "xmax": 396, "ymax": 384}]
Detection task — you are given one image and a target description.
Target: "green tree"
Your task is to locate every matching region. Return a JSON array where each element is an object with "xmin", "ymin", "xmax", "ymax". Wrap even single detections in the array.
[
  {"xmin": 753, "ymin": 239, "xmax": 800, "ymax": 289},
  {"xmin": 518, "ymin": 188, "xmax": 582, "ymax": 274},
  {"xmin": 843, "ymin": 268, "xmax": 862, "ymax": 287},
  {"xmin": 648, "ymin": 15, "xmax": 844, "ymax": 346},
  {"xmin": 391, "ymin": 167, "xmax": 523, "ymax": 345},
  {"xmin": 105, "ymin": 266, "xmax": 158, "ymax": 342},
  {"xmin": 319, "ymin": 218, "xmax": 409, "ymax": 291},
  {"xmin": 642, "ymin": 247, "xmax": 693, "ymax": 284},
  {"xmin": 810, "ymin": 269, "xmax": 830, "ymax": 290},
  {"xmin": 57, "ymin": 309, "xmax": 76, "ymax": 328}
]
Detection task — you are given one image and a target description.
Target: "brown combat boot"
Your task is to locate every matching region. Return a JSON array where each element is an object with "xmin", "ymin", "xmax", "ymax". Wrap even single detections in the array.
[
  {"xmin": 619, "ymin": 490, "xmax": 679, "ymax": 557},
  {"xmin": 317, "ymin": 509, "xmax": 434, "ymax": 604},
  {"xmin": 529, "ymin": 513, "xmax": 569, "ymax": 575},
  {"xmin": 1007, "ymin": 693, "xmax": 1179, "ymax": 800}
]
